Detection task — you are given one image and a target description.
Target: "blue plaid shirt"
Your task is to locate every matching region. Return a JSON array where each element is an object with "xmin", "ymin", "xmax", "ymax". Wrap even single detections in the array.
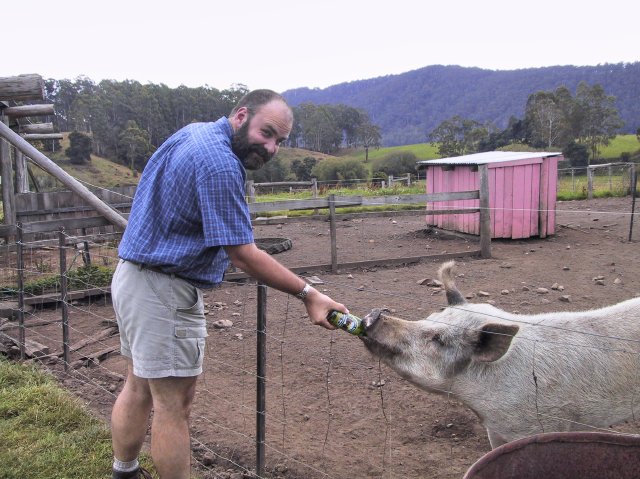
[{"xmin": 119, "ymin": 117, "xmax": 254, "ymax": 288}]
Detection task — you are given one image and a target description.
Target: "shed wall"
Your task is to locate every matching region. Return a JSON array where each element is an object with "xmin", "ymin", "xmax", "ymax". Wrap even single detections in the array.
[{"xmin": 425, "ymin": 156, "xmax": 558, "ymax": 239}]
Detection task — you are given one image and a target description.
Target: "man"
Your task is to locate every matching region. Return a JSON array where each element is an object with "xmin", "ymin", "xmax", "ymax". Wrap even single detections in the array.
[{"xmin": 110, "ymin": 89, "xmax": 347, "ymax": 479}]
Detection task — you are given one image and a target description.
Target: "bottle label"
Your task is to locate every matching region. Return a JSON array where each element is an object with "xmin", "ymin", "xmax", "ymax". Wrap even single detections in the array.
[{"xmin": 328, "ymin": 311, "xmax": 363, "ymax": 336}]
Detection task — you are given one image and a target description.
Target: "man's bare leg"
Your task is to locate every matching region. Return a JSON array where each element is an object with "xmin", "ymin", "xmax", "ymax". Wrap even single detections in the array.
[
  {"xmin": 148, "ymin": 375, "xmax": 198, "ymax": 479},
  {"xmin": 111, "ymin": 359, "xmax": 153, "ymax": 462}
]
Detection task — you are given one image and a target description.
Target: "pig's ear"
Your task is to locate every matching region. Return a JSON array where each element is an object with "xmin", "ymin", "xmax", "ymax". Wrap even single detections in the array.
[{"xmin": 472, "ymin": 323, "xmax": 519, "ymax": 362}]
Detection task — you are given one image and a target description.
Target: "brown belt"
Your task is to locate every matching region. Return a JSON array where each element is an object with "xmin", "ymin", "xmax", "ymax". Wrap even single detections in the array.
[{"xmin": 126, "ymin": 260, "xmax": 174, "ymax": 277}]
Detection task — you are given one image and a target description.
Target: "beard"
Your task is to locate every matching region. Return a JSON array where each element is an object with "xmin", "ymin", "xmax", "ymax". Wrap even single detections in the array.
[{"xmin": 231, "ymin": 121, "xmax": 273, "ymax": 170}]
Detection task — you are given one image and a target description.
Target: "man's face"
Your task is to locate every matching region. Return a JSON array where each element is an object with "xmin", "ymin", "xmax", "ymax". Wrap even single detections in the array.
[{"xmin": 231, "ymin": 100, "xmax": 292, "ymax": 170}]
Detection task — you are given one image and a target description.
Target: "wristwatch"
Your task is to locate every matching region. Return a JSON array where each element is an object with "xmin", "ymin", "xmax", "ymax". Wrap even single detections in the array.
[{"xmin": 295, "ymin": 283, "xmax": 311, "ymax": 300}]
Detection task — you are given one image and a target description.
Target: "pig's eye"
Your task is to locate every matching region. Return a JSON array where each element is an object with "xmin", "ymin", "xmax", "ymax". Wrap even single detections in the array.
[{"xmin": 431, "ymin": 333, "xmax": 445, "ymax": 346}]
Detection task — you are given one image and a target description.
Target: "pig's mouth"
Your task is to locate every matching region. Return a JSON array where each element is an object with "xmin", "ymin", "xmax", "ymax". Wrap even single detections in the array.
[{"xmin": 359, "ymin": 308, "xmax": 401, "ymax": 355}]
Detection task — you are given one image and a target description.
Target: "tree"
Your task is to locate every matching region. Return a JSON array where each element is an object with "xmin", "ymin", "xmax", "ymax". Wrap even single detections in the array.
[
  {"xmin": 428, "ymin": 116, "xmax": 485, "ymax": 157},
  {"xmin": 65, "ymin": 131, "xmax": 92, "ymax": 164},
  {"xmin": 524, "ymin": 91, "xmax": 568, "ymax": 148},
  {"xmin": 574, "ymin": 82, "xmax": 624, "ymax": 162},
  {"xmin": 117, "ymin": 120, "xmax": 152, "ymax": 173},
  {"xmin": 294, "ymin": 103, "xmax": 342, "ymax": 153},
  {"xmin": 357, "ymin": 123, "xmax": 382, "ymax": 162},
  {"xmin": 333, "ymin": 105, "xmax": 365, "ymax": 148},
  {"xmin": 291, "ymin": 103, "xmax": 381, "ymax": 154}
]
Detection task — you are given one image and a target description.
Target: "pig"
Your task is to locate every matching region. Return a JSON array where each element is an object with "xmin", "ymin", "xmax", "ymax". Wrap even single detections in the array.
[{"xmin": 361, "ymin": 260, "xmax": 640, "ymax": 449}]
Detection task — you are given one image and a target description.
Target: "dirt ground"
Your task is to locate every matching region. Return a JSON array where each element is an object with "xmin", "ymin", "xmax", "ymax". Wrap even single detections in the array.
[{"xmin": 4, "ymin": 196, "xmax": 640, "ymax": 479}]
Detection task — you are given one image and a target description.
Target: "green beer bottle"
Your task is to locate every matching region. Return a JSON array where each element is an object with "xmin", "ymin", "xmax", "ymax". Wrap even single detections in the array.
[{"xmin": 327, "ymin": 310, "xmax": 365, "ymax": 336}]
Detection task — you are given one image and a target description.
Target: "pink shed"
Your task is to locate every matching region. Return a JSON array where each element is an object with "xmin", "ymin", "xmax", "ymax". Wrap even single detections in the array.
[{"xmin": 418, "ymin": 151, "xmax": 562, "ymax": 239}]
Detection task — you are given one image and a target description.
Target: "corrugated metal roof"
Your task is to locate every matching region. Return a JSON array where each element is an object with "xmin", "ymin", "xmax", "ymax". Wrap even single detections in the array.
[{"xmin": 417, "ymin": 151, "xmax": 562, "ymax": 166}]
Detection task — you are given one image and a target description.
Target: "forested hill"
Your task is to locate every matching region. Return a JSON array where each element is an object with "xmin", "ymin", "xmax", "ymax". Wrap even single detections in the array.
[{"xmin": 282, "ymin": 63, "xmax": 640, "ymax": 146}]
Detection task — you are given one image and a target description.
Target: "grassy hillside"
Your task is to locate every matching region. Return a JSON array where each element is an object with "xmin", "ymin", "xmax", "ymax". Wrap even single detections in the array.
[
  {"xmin": 273, "ymin": 146, "xmax": 341, "ymax": 166},
  {"xmin": 32, "ymin": 133, "xmax": 139, "ymax": 190},
  {"xmin": 338, "ymin": 143, "xmax": 440, "ymax": 163}
]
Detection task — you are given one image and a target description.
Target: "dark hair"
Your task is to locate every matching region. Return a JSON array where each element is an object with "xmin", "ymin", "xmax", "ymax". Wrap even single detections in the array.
[{"xmin": 229, "ymin": 89, "xmax": 290, "ymax": 117}]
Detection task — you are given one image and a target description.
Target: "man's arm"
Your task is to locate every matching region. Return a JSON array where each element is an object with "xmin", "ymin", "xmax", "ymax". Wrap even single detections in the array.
[{"xmin": 224, "ymin": 243, "xmax": 347, "ymax": 328}]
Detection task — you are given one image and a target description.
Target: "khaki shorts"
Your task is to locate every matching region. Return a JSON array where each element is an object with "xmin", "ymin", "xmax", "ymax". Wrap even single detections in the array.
[{"xmin": 111, "ymin": 259, "xmax": 207, "ymax": 378}]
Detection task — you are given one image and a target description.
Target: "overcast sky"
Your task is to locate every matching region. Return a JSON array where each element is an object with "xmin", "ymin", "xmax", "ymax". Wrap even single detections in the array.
[{"xmin": 6, "ymin": 0, "xmax": 639, "ymax": 93}]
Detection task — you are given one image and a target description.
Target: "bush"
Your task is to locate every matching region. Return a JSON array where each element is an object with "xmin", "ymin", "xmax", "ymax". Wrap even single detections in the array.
[
  {"xmin": 65, "ymin": 132, "xmax": 92, "ymax": 165},
  {"xmin": 311, "ymin": 158, "xmax": 368, "ymax": 182},
  {"xmin": 371, "ymin": 151, "xmax": 418, "ymax": 177},
  {"xmin": 563, "ymin": 141, "xmax": 589, "ymax": 167},
  {"xmin": 247, "ymin": 157, "xmax": 288, "ymax": 183}
]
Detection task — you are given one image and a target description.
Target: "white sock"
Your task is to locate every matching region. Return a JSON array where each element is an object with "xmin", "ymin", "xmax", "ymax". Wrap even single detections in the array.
[{"xmin": 113, "ymin": 457, "xmax": 139, "ymax": 472}]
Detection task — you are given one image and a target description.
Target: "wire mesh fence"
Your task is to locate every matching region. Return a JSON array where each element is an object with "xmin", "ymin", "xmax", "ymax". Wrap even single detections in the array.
[
  {"xmin": 557, "ymin": 162, "xmax": 636, "ymax": 199},
  {"xmin": 1, "ymin": 194, "xmax": 640, "ymax": 478}
]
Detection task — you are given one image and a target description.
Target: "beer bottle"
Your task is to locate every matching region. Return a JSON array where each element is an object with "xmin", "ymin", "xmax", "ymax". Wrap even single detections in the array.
[{"xmin": 327, "ymin": 310, "xmax": 365, "ymax": 336}]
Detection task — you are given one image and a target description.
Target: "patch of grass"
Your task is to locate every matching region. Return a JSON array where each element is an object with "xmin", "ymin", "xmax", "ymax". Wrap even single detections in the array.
[
  {"xmin": 0, "ymin": 265, "xmax": 115, "ymax": 299},
  {"xmin": 253, "ymin": 183, "xmax": 427, "ymax": 217},
  {"xmin": 0, "ymin": 357, "xmax": 144, "ymax": 479}
]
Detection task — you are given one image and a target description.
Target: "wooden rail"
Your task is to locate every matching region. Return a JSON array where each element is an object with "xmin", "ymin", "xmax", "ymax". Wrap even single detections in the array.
[{"xmin": 0, "ymin": 192, "xmax": 490, "ymax": 297}]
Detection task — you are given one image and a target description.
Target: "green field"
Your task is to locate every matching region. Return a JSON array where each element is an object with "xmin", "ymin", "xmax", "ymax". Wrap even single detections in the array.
[
  {"xmin": 338, "ymin": 143, "xmax": 440, "ymax": 163},
  {"xmin": 598, "ymin": 134, "xmax": 640, "ymax": 159}
]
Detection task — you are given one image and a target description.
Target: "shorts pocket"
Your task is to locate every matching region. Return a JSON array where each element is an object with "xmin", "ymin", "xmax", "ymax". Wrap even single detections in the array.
[
  {"xmin": 175, "ymin": 282, "xmax": 204, "ymax": 314},
  {"xmin": 174, "ymin": 326, "xmax": 208, "ymax": 370}
]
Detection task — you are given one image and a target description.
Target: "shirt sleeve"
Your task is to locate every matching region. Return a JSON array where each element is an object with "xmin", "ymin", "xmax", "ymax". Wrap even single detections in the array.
[{"xmin": 198, "ymin": 167, "xmax": 254, "ymax": 247}]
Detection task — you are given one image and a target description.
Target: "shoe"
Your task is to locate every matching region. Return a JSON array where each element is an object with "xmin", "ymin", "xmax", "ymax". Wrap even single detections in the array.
[{"xmin": 112, "ymin": 467, "xmax": 153, "ymax": 479}]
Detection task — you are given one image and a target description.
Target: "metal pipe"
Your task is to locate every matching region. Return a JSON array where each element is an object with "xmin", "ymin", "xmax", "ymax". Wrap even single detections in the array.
[
  {"xmin": 59, "ymin": 229, "xmax": 70, "ymax": 370},
  {"xmin": 256, "ymin": 283, "xmax": 267, "ymax": 477}
]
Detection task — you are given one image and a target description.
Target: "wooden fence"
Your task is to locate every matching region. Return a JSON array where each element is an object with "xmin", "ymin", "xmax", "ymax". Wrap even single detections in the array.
[{"xmin": 0, "ymin": 186, "xmax": 491, "ymax": 273}]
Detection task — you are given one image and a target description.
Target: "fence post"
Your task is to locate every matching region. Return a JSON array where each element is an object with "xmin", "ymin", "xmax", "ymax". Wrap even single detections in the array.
[
  {"xmin": 17, "ymin": 222, "xmax": 25, "ymax": 360},
  {"xmin": 311, "ymin": 178, "xmax": 318, "ymax": 198},
  {"xmin": 329, "ymin": 194, "xmax": 338, "ymax": 272},
  {"xmin": 81, "ymin": 227, "xmax": 91, "ymax": 265},
  {"xmin": 479, "ymin": 164, "xmax": 491, "ymax": 258},
  {"xmin": 571, "ymin": 168, "xmax": 575, "ymax": 192},
  {"xmin": 15, "ymin": 150, "xmax": 29, "ymax": 193},
  {"xmin": 246, "ymin": 180, "xmax": 256, "ymax": 203},
  {"xmin": 0, "ymin": 115, "xmax": 16, "ymax": 236},
  {"xmin": 256, "ymin": 283, "xmax": 267, "ymax": 478},
  {"xmin": 629, "ymin": 164, "xmax": 637, "ymax": 242},
  {"xmin": 406, "ymin": 173, "xmax": 411, "ymax": 186},
  {"xmin": 587, "ymin": 167, "xmax": 594, "ymax": 199},
  {"xmin": 388, "ymin": 175, "xmax": 393, "ymax": 188},
  {"xmin": 59, "ymin": 228, "xmax": 70, "ymax": 370}
]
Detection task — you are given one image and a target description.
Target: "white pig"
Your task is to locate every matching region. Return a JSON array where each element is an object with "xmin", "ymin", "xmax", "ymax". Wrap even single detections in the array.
[{"xmin": 361, "ymin": 261, "xmax": 640, "ymax": 448}]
